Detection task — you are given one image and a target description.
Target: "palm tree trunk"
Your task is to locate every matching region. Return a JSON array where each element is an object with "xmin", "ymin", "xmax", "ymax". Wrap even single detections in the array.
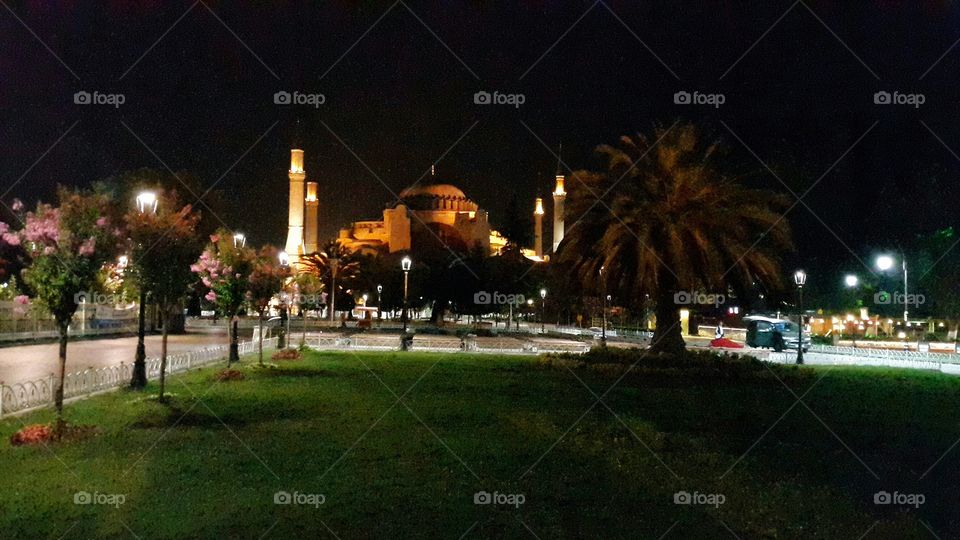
[
  {"xmin": 229, "ymin": 316, "xmax": 239, "ymax": 364},
  {"xmin": 159, "ymin": 304, "xmax": 169, "ymax": 401},
  {"xmin": 651, "ymin": 288, "xmax": 685, "ymax": 354},
  {"xmin": 54, "ymin": 319, "xmax": 69, "ymax": 437}
]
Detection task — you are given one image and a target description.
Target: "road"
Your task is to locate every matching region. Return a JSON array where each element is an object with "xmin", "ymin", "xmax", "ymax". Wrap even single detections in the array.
[{"xmin": 0, "ymin": 332, "xmax": 228, "ymax": 384}]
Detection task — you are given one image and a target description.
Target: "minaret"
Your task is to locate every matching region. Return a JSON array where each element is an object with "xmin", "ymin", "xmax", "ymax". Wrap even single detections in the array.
[
  {"xmin": 552, "ymin": 148, "xmax": 566, "ymax": 252},
  {"xmin": 285, "ymin": 148, "xmax": 306, "ymax": 268},
  {"xmin": 534, "ymin": 197, "xmax": 544, "ymax": 258},
  {"xmin": 304, "ymin": 181, "xmax": 319, "ymax": 255}
]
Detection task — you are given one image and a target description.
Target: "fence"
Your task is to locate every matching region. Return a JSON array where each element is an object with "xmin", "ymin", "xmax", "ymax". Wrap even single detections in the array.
[
  {"xmin": 808, "ymin": 344, "xmax": 960, "ymax": 364},
  {"xmin": 303, "ymin": 334, "xmax": 591, "ymax": 355},
  {"xmin": 767, "ymin": 350, "xmax": 960, "ymax": 375},
  {"xmin": 0, "ymin": 337, "xmax": 278, "ymax": 418}
]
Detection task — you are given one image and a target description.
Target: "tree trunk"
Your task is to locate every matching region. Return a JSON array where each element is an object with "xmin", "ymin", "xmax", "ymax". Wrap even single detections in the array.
[
  {"xmin": 54, "ymin": 320, "xmax": 69, "ymax": 437},
  {"xmin": 258, "ymin": 310, "xmax": 264, "ymax": 366},
  {"xmin": 651, "ymin": 288, "xmax": 686, "ymax": 354},
  {"xmin": 229, "ymin": 317, "xmax": 239, "ymax": 364},
  {"xmin": 130, "ymin": 290, "xmax": 147, "ymax": 389},
  {"xmin": 159, "ymin": 306, "xmax": 169, "ymax": 402}
]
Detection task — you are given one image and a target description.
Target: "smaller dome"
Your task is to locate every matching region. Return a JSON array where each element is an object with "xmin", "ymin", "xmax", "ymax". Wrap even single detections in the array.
[{"xmin": 399, "ymin": 184, "xmax": 467, "ymax": 200}]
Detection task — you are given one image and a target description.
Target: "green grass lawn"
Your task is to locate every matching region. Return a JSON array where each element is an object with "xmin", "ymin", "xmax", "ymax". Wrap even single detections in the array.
[{"xmin": 1, "ymin": 350, "xmax": 958, "ymax": 538}]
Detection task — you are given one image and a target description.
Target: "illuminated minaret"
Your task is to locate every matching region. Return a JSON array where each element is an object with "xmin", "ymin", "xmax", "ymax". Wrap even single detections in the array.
[
  {"xmin": 285, "ymin": 149, "xmax": 305, "ymax": 268},
  {"xmin": 534, "ymin": 197, "xmax": 544, "ymax": 258},
  {"xmin": 552, "ymin": 150, "xmax": 566, "ymax": 252},
  {"xmin": 304, "ymin": 181, "xmax": 319, "ymax": 255}
]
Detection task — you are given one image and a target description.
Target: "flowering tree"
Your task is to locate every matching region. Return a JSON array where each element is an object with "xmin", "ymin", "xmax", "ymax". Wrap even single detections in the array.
[
  {"xmin": 247, "ymin": 246, "xmax": 290, "ymax": 365},
  {"xmin": 192, "ymin": 230, "xmax": 256, "ymax": 364},
  {"xmin": 127, "ymin": 191, "xmax": 202, "ymax": 400},
  {"xmin": 16, "ymin": 189, "xmax": 122, "ymax": 431}
]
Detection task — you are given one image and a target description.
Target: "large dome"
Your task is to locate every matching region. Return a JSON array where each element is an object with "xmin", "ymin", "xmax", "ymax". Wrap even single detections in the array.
[{"xmin": 398, "ymin": 183, "xmax": 467, "ymax": 200}]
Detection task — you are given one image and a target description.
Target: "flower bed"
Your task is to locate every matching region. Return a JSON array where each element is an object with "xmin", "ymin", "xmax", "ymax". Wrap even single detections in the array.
[
  {"xmin": 271, "ymin": 349, "xmax": 302, "ymax": 361},
  {"xmin": 213, "ymin": 369, "xmax": 245, "ymax": 382}
]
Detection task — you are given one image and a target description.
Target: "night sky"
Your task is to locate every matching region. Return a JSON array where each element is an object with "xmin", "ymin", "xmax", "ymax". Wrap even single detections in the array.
[{"xmin": 3, "ymin": 1, "xmax": 960, "ymax": 279}]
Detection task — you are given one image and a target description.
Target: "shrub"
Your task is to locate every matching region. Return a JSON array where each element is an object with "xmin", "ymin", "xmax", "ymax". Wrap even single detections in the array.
[
  {"xmin": 10, "ymin": 424, "xmax": 53, "ymax": 446},
  {"xmin": 213, "ymin": 369, "xmax": 245, "ymax": 382},
  {"xmin": 272, "ymin": 349, "xmax": 302, "ymax": 361},
  {"xmin": 539, "ymin": 347, "xmax": 810, "ymax": 382}
]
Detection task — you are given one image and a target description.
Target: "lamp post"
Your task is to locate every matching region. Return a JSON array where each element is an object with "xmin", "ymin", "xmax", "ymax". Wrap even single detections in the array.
[
  {"xmin": 877, "ymin": 254, "xmax": 908, "ymax": 323},
  {"xmin": 401, "ymin": 256, "xmax": 412, "ymax": 334},
  {"xmin": 599, "ymin": 265, "xmax": 607, "ymax": 346},
  {"xmin": 540, "ymin": 288, "xmax": 547, "ymax": 334},
  {"xmin": 328, "ymin": 257, "xmax": 340, "ymax": 324},
  {"xmin": 228, "ymin": 232, "xmax": 245, "ymax": 364},
  {"xmin": 278, "ymin": 251, "xmax": 291, "ymax": 349},
  {"xmin": 131, "ymin": 191, "xmax": 157, "ymax": 389},
  {"xmin": 377, "ymin": 284, "xmax": 383, "ymax": 327},
  {"xmin": 794, "ymin": 269, "xmax": 807, "ymax": 365}
]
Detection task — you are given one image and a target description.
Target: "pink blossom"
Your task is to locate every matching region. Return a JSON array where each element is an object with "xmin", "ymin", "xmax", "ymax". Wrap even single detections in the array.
[
  {"xmin": 204, "ymin": 290, "xmax": 217, "ymax": 302},
  {"xmin": 202, "ymin": 276, "xmax": 212, "ymax": 287},
  {"xmin": 96, "ymin": 217, "xmax": 108, "ymax": 227},
  {"xmin": 43, "ymin": 246, "xmax": 55, "ymax": 255},
  {"xmin": 210, "ymin": 234, "xmax": 220, "ymax": 243},
  {"xmin": 11, "ymin": 199, "xmax": 23, "ymax": 212},
  {"xmin": 2, "ymin": 233, "xmax": 20, "ymax": 246},
  {"xmin": 190, "ymin": 263, "xmax": 201, "ymax": 273},
  {"xmin": 13, "ymin": 295, "xmax": 28, "ymax": 305},
  {"xmin": 78, "ymin": 237, "xmax": 96, "ymax": 256}
]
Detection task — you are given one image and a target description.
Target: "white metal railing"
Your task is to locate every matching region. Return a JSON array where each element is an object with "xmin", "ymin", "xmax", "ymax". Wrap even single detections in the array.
[
  {"xmin": 303, "ymin": 334, "xmax": 590, "ymax": 355},
  {"xmin": 0, "ymin": 337, "xmax": 277, "ymax": 418},
  {"xmin": 809, "ymin": 344, "xmax": 960, "ymax": 364}
]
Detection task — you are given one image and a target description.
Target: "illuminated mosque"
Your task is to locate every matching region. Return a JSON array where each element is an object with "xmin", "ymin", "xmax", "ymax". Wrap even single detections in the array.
[{"xmin": 282, "ymin": 147, "xmax": 566, "ymax": 268}]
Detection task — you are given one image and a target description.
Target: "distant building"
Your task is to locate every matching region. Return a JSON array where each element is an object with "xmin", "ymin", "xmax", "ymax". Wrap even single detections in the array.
[{"xmin": 283, "ymin": 146, "xmax": 546, "ymax": 265}]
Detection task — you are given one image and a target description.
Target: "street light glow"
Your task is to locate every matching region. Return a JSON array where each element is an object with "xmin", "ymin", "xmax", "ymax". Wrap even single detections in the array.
[
  {"xmin": 794, "ymin": 270, "xmax": 807, "ymax": 287},
  {"xmin": 876, "ymin": 255, "xmax": 894, "ymax": 271},
  {"xmin": 136, "ymin": 191, "xmax": 157, "ymax": 214},
  {"xmin": 278, "ymin": 251, "xmax": 289, "ymax": 266},
  {"xmin": 233, "ymin": 233, "xmax": 245, "ymax": 248},
  {"xmin": 401, "ymin": 256, "xmax": 412, "ymax": 271},
  {"xmin": 844, "ymin": 274, "xmax": 858, "ymax": 288},
  {"xmin": 540, "ymin": 288, "xmax": 547, "ymax": 299}
]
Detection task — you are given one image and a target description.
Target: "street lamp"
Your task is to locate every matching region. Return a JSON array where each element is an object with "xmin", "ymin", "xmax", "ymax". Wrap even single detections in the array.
[
  {"xmin": 233, "ymin": 233, "xmax": 245, "ymax": 248},
  {"xmin": 278, "ymin": 251, "xmax": 291, "ymax": 348},
  {"xmin": 377, "ymin": 284, "xmax": 383, "ymax": 326},
  {"xmin": 328, "ymin": 257, "xmax": 340, "ymax": 324},
  {"xmin": 401, "ymin": 256, "xmax": 412, "ymax": 335},
  {"xmin": 539, "ymin": 288, "xmax": 547, "ymax": 334},
  {"xmin": 135, "ymin": 191, "xmax": 157, "ymax": 214},
  {"xmin": 131, "ymin": 191, "xmax": 158, "ymax": 389},
  {"xmin": 599, "ymin": 265, "xmax": 607, "ymax": 346},
  {"xmin": 876, "ymin": 254, "xmax": 908, "ymax": 323},
  {"xmin": 844, "ymin": 274, "xmax": 858, "ymax": 288},
  {"xmin": 794, "ymin": 269, "xmax": 807, "ymax": 365}
]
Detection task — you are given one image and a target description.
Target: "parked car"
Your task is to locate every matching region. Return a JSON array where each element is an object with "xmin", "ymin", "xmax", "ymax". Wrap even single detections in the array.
[{"xmin": 744, "ymin": 316, "xmax": 810, "ymax": 352}]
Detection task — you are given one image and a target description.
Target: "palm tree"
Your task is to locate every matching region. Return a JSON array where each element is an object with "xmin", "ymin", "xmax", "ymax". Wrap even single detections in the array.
[
  {"xmin": 558, "ymin": 122, "xmax": 792, "ymax": 354},
  {"xmin": 299, "ymin": 240, "xmax": 360, "ymax": 321}
]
